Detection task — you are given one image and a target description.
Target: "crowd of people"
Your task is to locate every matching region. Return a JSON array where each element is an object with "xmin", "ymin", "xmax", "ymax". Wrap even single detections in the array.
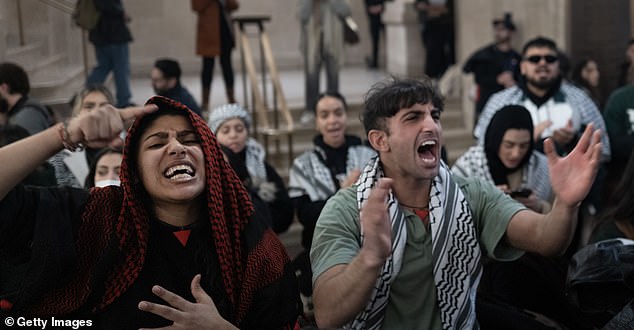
[{"xmin": 2, "ymin": 2, "xmax": 634, "ymax": 329}]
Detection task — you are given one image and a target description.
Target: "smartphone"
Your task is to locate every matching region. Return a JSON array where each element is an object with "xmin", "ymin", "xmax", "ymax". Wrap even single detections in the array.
[{"xmin": 510, "ymin": 188, "xmax": 532, "ymax": 198}]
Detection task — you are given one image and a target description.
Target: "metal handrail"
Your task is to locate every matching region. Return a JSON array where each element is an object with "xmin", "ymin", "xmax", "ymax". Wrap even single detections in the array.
[
  {"xmin": 16, "ymin": 0, "xmax": 24, "ymax": 46},
  {"xmin": 16, "ymin": 0, "xmax": 75, "ymax": 46},
  {"xmin": 31, "ymin": 0, "xmax": 90, "ymax": 77},
  {"xmin": 38, "ymin": 0, "xmax": 74, "ymax": 14}
]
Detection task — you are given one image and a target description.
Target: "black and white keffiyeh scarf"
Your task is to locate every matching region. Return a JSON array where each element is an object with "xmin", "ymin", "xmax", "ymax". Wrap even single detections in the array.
[
  {"xmin": 452, "ymin": 146, "xmax": 553, "ymax": 202},
  {"xmin": 288, "ymin": 144, "xmax": 375, "ymax": 202},
  {"xmin": 348, "ymin": 156, "xmax": 482, "ymax": 330},
  {"xmin": 245, "ymin": 137, "xmax": 267, "ymax": 182}
]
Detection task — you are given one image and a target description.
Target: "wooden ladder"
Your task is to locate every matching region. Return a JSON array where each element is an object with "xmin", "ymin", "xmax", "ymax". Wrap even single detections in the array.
[{"xmin": 233, "ymin": 16, "xmax": 295, "ymax": 165}]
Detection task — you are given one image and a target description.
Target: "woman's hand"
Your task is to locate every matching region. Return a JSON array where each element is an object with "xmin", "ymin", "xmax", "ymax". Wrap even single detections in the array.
[
  {"xmin": 65, "ymin": 104, "xmax": 156, "ymax": 149},
  {"xmin": 138, "ymin": 274, "xmax": 237, "ymax": 330}
]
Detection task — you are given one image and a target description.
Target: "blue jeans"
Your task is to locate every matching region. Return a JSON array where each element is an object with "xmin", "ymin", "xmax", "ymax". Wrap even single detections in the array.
[{"xmin": 87, "ymin": 43, "xmax": 132, "ymax": 107}]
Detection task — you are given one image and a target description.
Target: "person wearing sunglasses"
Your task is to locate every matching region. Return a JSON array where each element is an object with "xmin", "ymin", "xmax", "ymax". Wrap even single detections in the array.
[
  {"xmin": 463, "ymin": 13, "xmax": 521, "ymax": 124},
  {"xmin": 474, "ymin": 36, "xmax": 610, "ymax": 163}
]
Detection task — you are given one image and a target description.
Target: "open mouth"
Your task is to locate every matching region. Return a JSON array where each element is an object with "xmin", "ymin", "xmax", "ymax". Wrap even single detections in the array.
[
  {"xmin": 417, "ymin": 140, "xmax": 437, "ymax": 163},
  {"xmin": 164, "ymin": 164, "xmax": 196, "ymax": 180},
  {"xmin": 326, "ymin": 127, "xmax": 343, "ymax": 134},
  {"xmin": 506, "ymin": 160, "xmax": 521, "ymax": 168}
]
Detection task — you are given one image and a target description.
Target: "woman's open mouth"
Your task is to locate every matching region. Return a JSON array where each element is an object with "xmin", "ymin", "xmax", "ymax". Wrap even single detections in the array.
[{"xmin": 164, "ymin": 164, "xmax": 196, "ymax": 181}]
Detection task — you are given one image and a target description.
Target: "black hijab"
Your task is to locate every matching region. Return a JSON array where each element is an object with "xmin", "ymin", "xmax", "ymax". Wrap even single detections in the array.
[{"xmin": 484, "ymin": 104, "xmax": 534, "ymax": 185}]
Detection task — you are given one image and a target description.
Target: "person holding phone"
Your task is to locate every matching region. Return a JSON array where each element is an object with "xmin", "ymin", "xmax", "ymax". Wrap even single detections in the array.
[
  {"xmin": 453, "ymin": 104, "xmax": 590, "ymax": 327},
  {"xmin": 453, "ymin": 104, "xmax": 553, "ymax": 213},
  {"xmin": 310, "ymin": 78, "xmax": 602, "ymax": 329}
]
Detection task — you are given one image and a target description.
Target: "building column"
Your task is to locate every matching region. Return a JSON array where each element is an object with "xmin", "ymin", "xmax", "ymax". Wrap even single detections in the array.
[
  {"xmin": 383, "ymin": 0, "xmax": 424, "ymax": 77},
  {"xmin": 0, "ymin": 0, "xmax": 8, "ymax": 62},
  {"xmin": 456, "ymin": 0, "xmax": 570, "ymax": 129}
]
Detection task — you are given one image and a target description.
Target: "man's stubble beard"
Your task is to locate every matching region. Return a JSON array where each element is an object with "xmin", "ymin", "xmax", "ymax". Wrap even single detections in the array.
[{"xmin": 527, "ymin": 75, "xmax": 557, "ymax": 91}]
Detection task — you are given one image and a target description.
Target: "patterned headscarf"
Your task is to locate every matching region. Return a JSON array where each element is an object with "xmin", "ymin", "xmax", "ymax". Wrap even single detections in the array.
[
  {"xmin": 26, "ymin": 96, "xmax": 255, "ymax": 318},
  {"xmin": 484, "ymin": 104, "xmax": 534, "ymax": 186},
  {"xmin": 112, "ymin": 96, "xmax": 254, "ymax": 307}
]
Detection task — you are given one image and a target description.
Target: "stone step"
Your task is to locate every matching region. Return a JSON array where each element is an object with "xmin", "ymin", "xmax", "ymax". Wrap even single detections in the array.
[
  {"xmin": 257, "ymin": 97, "xmax": 472, "ymax": 184},
  {"xmin": 269, "ymin": 144, "xmax": 474, "ymax": 186},
  {"xmin": 6, "ymin": 41, "xmax": 85, "ymax": 113},
  {"xmin": 30, "ymin": 62, "xmax": 85, "ymax": 111},
  {"xmin": 5, "ymin": 41, "xmax": 47, "ymax": 71},
  {"xmin": 256, "ymin": 97, "xmax": 465, "ymax": 136},
  {"xmin": 262, "ymin": 125, "xmax": 473, "ymax": 159}
]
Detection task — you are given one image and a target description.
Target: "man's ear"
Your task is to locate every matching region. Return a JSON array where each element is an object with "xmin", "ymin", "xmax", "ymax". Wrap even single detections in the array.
[{"xmin": 368, "ymin": 129, "xmax": 389, "ymax": 152}]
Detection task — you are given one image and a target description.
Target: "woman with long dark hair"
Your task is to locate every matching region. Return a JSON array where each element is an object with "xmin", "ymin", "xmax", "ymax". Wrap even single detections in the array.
[
  {"xmin": 0, "ymin": 97, "xmax": 300, "ymax": 328},
  {"xmin": 453, "ymin": 104, "xmax": 553, "ymax": 213}
]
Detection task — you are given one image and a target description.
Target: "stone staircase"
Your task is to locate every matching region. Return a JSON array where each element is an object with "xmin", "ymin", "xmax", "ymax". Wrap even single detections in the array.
[
  {"xmin": 262, "ymin": 97, "xmax": 475, "ymax": 184},
  {"xmin": 273, "ymin": 96, "xmax": 474, "ymax": 258},
  {"xmin": 3, "ymin": 0, "xmax": 86, "ymax": 120}
]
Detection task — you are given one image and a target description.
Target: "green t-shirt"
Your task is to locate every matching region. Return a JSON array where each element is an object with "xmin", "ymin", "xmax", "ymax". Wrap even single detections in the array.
[
  {"xmin": 310, "ymin": 175, "xmax": 525, "ymax": 329},
  {"xmin": 603, "ymin": 84, "xmax": 634, "ymax": 161}
]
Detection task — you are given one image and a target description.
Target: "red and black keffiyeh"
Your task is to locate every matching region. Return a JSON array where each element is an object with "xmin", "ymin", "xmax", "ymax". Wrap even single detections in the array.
[{"xmin": 25, "ymin": 97, "xmax": 294, "ymax": 326}]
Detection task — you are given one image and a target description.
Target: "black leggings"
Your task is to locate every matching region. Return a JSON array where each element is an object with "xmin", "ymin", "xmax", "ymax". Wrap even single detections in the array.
[{"xmin": 201, "ymin": 50, "xmax": 234, "ymax": 89}]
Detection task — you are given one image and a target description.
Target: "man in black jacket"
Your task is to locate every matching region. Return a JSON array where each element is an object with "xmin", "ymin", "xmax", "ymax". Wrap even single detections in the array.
[
  {"xmin": 463, "ymin": 13, "xmax": 521, "ymax": 121},
  {"xmin": 86, "ymin": 0, "xmax": 133, "ymax": 108},
  {"xmin": 151, "ymin": 58, "xmax": 202, "ymax": 116},
  {"xmin": 0, "ymin": 62, "xmax": 55, "ymax": 135},
  {"xmin": 364, "ymin": 0, "xmax": 385, "ymax": 69}
]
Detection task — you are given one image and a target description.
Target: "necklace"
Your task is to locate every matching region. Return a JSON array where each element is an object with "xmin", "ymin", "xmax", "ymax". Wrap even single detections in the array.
[
  {"xmin": 399, "ymin": 202, "xmax": 430, "ymax": 226},
  {"xmin": 398, "ymin": 202, "xmax": 429, "ymax": 210}
]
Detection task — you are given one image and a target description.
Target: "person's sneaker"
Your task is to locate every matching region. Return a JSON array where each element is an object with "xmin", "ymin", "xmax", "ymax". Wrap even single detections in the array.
[{"xmin": 299, "ymin": 111, "xmax": 315, "ymax": 126}]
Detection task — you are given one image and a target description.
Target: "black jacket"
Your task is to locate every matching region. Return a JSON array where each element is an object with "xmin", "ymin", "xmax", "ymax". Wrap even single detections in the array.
[{"xmin": 89, "ymin": 0, "xmax": 133, "ymax": 46}]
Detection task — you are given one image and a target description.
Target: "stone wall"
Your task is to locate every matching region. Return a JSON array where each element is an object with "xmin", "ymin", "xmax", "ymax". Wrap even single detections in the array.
[
  {"xmin": 124, "ymin": 0, "xmax": 371, "ymax": 76},
  {"xmin": 2, "ymin": 0, "xmax": 633, "ymax": 106},
  {"xmin": 569, "ymin": 0, "xmax": 631, "ymax": 98},
  {"xmin": 383, "ymin": 0, "xmax": 425, "ymax": 77},
  {"xmin": 0, "ymin": 0, "xmax": 6, "ymax": 62},
  {"xmin": 457, "ymin": 0, "xmax": 571, "ymax": 128}
]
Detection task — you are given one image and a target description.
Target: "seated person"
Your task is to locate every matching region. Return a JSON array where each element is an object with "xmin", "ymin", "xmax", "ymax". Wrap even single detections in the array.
[
  {"xmin": 454, "ymin": 106, "xmax": 577, "ymax": 327},
  {"xmin": 288, "ymin": 91, "xmax": 376, "ymax": 298},
  {"xmin": 151, "ymin": 58, "xmax": 201, "ymax": 116},
  {"xmin": 309, "ymin": 77, "xmax": 601, "ymax": 329},
  {"xmin": 0, "ymin": 96, "xmax": 300, "ymax": 328},
  {"xmin": 220, "ymin": 145, "xmax": 277, "ymax": 232},
  {"xmin": 51, "ymin": 85, "xmax": 117, "ymax": 187},
  {"xmin": 0, "ymin": 124, "xmax": 56, "ymax": 187},
  {"xmin": 452, "ymin": 104, "xmax": 553, "ymax": 213},
  {"xmin": 568, "ymin": 151, "xmax": 634, "ymax": 328},
  {"xmin": 208, "ymin": 103, "xmax": 294, "ymax": 234},
  {"xmin": 590, "ymin": 149, "xmax": 634, "ymax": 243},
  {"xmin": 84, "ymin": 147, "xmax": 123, "ymax": 188}
]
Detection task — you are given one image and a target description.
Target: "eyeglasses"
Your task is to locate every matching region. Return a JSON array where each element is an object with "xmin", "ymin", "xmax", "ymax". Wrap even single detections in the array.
[{"xmin": 525, "ymin": 55, "xmax": 558, "ymax": 64}]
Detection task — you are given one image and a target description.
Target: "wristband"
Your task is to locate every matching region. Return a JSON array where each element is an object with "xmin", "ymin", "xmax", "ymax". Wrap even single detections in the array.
[{"xmin": 58, "ymin": 122, "xmax": 84, "ymax": 152}]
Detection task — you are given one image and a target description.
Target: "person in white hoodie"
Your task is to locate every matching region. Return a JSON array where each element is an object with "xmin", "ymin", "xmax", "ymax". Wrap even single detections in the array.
[{"xmin": 474, "ymin": 36, "xmax": 610, "ymax": 162}]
